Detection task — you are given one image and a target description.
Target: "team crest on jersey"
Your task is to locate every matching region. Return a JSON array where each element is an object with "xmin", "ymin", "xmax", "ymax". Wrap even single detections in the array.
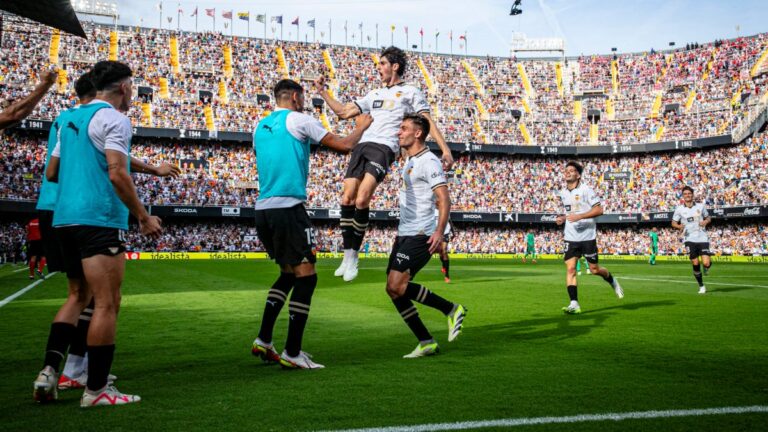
[
  {"xmin": 395, "ymin": 91, "xmax": 402, "ymax": 98},
  {"xmin": 574, "ymin": 195, "xmax": 581, "ymax": 201}
]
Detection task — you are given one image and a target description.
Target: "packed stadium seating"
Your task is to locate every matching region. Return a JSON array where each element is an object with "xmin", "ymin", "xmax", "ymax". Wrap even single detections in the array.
[
  {"xmin": 2, "ymin": 20, "xmax": 767, "ymax": 146},
  {"xmin": 2, "ymin": 130, "xmax": 766, "ymax": 212}
]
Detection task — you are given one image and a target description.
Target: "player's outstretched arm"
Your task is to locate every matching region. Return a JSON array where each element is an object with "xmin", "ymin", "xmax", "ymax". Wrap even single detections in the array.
[
  {"xmin": 106, "ymin": 150, "xmax": 162, "ymax": 238},
  {"xmin": 0, "ymin": 69, "xmax": 58, "ymax": 130},
  {"xmin": 428, "ymin": 185, "xmax": 450, "ymax": 254},
  {"xmin": 130, "ymin": 157, "xmax": 182, "ymax": 178},
  {"xmin": 320, "ymin": 114, "xmax": 373, "ymax": 153},
  {"xmin": 420, "ymin": 112, "xmax": 454, "ymax": 169},
  {"xmin": 314, "ymin": 75, "xmax": 361, "ymax": 120}
]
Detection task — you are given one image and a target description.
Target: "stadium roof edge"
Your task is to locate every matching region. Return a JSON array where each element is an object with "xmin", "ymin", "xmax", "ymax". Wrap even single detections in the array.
[{"xmin": 1, "ymin": 0, "xmax": 86, "ymax": 38}]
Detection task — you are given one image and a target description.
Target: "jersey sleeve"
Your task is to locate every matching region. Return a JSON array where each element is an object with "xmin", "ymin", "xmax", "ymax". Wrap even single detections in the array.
[
  {"xmin": 102, "ymin": 114, "xmax": 132, "ymax": 156},
  {"xmin": 672, "ymin": 207, "xmax": 682, "ymax": 223},
  {"xmin": 287, "ymin": 112, "xmax": 329, "ymax": 144},
  {"xmin": 586, "ymin": 186, "xmax": 601, "ymax": 207},
  {"xmin": 411, "ymin": 87, "xmax": 430, "ymax": 114},
  {"xmin": 700, "ymin": 205, "xmax": 710, "ymax": 219},
  {"xmin": 425, "ymin": 157, "xmax": 447, "ymax": 190},
  {"xmin": 354, "ymin": 90, "xmax": 374, "ymax": 114}
]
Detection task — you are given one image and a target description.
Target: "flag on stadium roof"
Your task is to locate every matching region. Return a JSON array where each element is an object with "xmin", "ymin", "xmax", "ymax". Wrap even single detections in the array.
[
  {"xmin": 238, "ymin": 12, "xmax": 249, "ymax": 21},
  {"xmin": 307, "ymin": 19, "xmax": 316, "ymax": 28},
  {"xmin": 222, "ymin": 10, "xmax": 233, "ymax": 20},
  {"xmin": 205, "ymin": 8, "xmax": 215, "ymax": 18},
  {"xmin": 256, "ymin": 14, "xmax": 266, "ymax": 23},
  {"xmin": 157, "ymin": 2, "xmax": 162, "ymax": 12},
  {"xmin": 390, "ymin": 24, "xmax": 395, "ymax": 32},
  {"xmin": 291, "ymin": 17, "xmax": 299, "ymax": 25},
  {"xmin": 190, "ymin": 7, "xmax": 197, "ymax": 17},
  {"xmin": 272, "ymin": 15, "xmax": 283, "ymax": 24},
  {"xmin": 178, "ymin": 6, "xmax": 183, "ymax": 14},
  {"xmin": 419, "ymin": 28, "xmax": 423, "ymax": 36}
]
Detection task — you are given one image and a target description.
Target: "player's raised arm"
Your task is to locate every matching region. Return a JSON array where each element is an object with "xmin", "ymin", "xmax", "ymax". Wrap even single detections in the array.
[
  {"xmin": 320, "ymin": 114, "xmax": 373, "ymax": 153},
  {"xmin": 420, "ymin": 112, "xmax": 453, "ymax": 169},
  {"xmin": 0, "ymin": 68, "xmax": 58, "ymax": 130},
  {"xmin": 314, "ymin": 75, "xmax": 361, "ymax": 120}
]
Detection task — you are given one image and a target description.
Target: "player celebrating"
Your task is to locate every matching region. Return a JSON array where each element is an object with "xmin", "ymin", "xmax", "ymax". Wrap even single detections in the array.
[
  {"xmin": 315, "ymin": 46, "xmax": 453, "ymax": 282},
  {"xmin": 522, "ymin": 231, "xmax": 537, "ymax": 263},
  {"xmin": 671, "ymin": 186, "xmax": 712, "ymax": 294},
  {"xmin": 39, "ymin": 61, "xmax": 163, "ymax": 407},
  {"xmin": 385, "ymin": 114, "xmax": 466, "ymax": 358},
  {"xmin": 556, "ymin": 161, "xmax": 623, "ymax": 314},
  {"xmin": 649, "ymin": 227, "xmax": 659, "ymax": 265},
  {"xmin": 250, "ymin": 79, "xmax": 372, "ymax": 369}
]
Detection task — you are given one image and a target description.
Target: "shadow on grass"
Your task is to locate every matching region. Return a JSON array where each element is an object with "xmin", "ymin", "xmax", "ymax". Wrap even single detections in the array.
[{"xmin": 709, "ymin": 286, "xmax": 756, "ymax": 293}]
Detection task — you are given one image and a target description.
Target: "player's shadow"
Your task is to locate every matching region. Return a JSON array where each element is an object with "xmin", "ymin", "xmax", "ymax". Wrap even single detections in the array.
[
  {"xmin": 708, "ymin": 286, "xmax": 755, "ymax": 293},
  {"xmin": 471, "ymin": 300, "xmax": 676, "ymax": 343}
]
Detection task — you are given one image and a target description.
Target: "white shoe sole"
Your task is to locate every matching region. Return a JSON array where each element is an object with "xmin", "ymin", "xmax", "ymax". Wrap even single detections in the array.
[{"xmin": 342, "ymin": 266, "xmax": 358, "ymax": 282}]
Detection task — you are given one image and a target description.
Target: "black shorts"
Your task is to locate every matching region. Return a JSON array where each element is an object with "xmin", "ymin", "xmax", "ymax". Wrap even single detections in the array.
[
  {"xmin": 443, "ymin": 232, "xmax": 452, "ymax": 244},
  {"xmin": 27, "ymin": 240, "xmax": 44, "ymax": 259},
  {"xmin": 685, "ymin": 242, "xmax": 711, "ymax": 260},
  {"xmin": 255, "ymin": 204, "xmax": 317, "ymax": 266},
  {"xmin": 386, "ymin": 235, "xmax": 432, "ymax": 278},
  {"xmin": 38, "ymin": 210, "xmax": 66, "ymax": 272},
  {"xmin": 57, "ymin": 226, "xmax": 127, "ymax": 279},
  {"xmin": 344, "ymin": 142, "xmax": 395, "ymax": 183},
  {"xmin": 563, "ymin": 239, "xmax": 599, "ymax": 264}
]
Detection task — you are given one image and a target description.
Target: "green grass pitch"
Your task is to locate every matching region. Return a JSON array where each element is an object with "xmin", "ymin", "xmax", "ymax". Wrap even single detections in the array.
[{"xmin": 1, "ymin": 258, "xmax": 767, "ymax": 431}]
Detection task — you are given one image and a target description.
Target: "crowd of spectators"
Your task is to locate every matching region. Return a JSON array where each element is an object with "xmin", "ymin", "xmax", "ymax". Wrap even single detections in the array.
[
  {"xmin": 2, "ymin": 129, "xmax": 767, "ymax": 213},
  {"xmin": 2, "ymin": 20, "xmax": 767, "ymax": 147}
]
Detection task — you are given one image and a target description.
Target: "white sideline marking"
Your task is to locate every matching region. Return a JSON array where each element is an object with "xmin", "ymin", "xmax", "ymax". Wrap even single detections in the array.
[
  {"xmin": 0, "ymin": 272, "xmax": 57, "ymax": 308},
  {"xmin": 12, "ymin": 267, "xmax": 27, "ymax": 273},
  {"xmin": 320, "ymin": 405, "xmax": 768, "ymax": 432},
  {"xmin": 621, "ymin": 276, "xmax": 768, "ymax": 289}
]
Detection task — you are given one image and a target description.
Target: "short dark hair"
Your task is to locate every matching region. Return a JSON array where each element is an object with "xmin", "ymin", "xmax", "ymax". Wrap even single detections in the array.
[
  {"xmin": 273, "ymin": 79, "xmax": 303, "ymax": 100},
  {"xmin": 90, "ymin": 61, "xmax": 132, "ymax": 91},
  {"xmin": 682, "ymin": 185, "xmax": 694, "ymax": 194},
  {"xmin": 74, "ymin": 71, "xmax": 96, "ymax": 99},
  {"xmin": 403, "ymin": 113, "xmax": 429, "ymax": 138},
  {"xmin": 381, "ymin": 46, "xmax": 407, "ymax": 77},
  {"xmin": 566, "ymin": 161, "xmax": 583, "ymax": 175}
]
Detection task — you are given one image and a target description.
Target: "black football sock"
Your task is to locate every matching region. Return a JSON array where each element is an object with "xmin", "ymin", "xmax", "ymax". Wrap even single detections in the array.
[
  {"xmin": 43, "ymin": 322, "xmax": 76, "ymax": 372},
  {"xmin": 567, "ymin": 285, "xmax": 578, "ymax": 302},
  {"xmin": 392, "ymin": 296, "xmax": 433, "ymax": 342},
  {"xmin": 693, "ymin": 264, "xmax": 704, "ymax": 287},
  {"xmin": 340, "ymin": 205, "xmax": 355, "ymax": 250},
  {"xmin": 285, "ymin": 274, "xmax": 317, "ymax": 357},
  {"xmin": 405, "ymin": 283, "xmax": 455, "ymax": 315},
  {"xmin": 602, "ymin": 272, "xmax": 615, "ymax": 286},
  {"xmin": 86, "ymin": 344, "xmax": 115, "ymax": 392},
  {"xmin": 257, "ymin": 272, "xmax": 295, "ymax": 344},
  {"xmin": 69, "ymin": 300, "xmax": 94, "ymax": 358},
  {"xmin": 351, "ymin": 207, "xmax": 370, "ymax": 251}
]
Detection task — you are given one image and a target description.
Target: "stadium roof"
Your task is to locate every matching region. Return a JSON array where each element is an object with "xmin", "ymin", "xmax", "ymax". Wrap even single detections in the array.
[{"xmin": 1, "ymin": 0, "xmax": 86, "ymax": 38}]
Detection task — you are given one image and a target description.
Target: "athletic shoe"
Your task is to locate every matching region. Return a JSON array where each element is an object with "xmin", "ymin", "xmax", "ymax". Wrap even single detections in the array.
[
  {"xmin": 441, "ymin": 267, "xmax": 446, "ymax": 274},
  {"xmin": 447, "ymin": 304, "xmax": 467, "ymax": 342},
  {"xmin": 33, "ymin": 366, "xmax": 58, "ymax": 403},
  {"xmin": 251, "ymin": 338, "xmax": 280, "ymax": 363},
  {"xmin": 279, "ymin": 351, "xmax": 325, "ymax": 369},
  {"xmin": 58, "ymin": 372, "xmax": 86, "ymax": 390},
  {"xmin": 333, "ymin": 257, "xmax": 348, "ymax": 277},
  {"xmin": 586, "ymin": 269, "xmax": 591, "ymax": 274},
  {"xmin": 577, "ymin": 271, "xmax": 582, "ymax": 276},
  {"xmin": 532, "ymin": 259, "xmax": 537, "ymax": 264},
  {"xmin": 36, "ymin": 269, "xmax": 45, "ymax": 279},
  {"xmin": 29, "ymin": 275, "xmax": 35, "ymax": 280},
  {"xmin": 612, "ymin": 278, "xmax": 624, "ymax": 299},
  {"xmin": 444, "ymin": 277, "xmax": 451, "ymax": 283},
  {"xmin": 698, "ymin": 286, "xmax": 707, "ymax": 294},
  {"xmin": 403, "ymin": 342, "xmax": 439, "ymax": 358},
  {"xmin": 522, "ymin": 258, "xmax": 527, "ymax": 263},
  {"xmin": 562, "ymin": 305, "xmax": 582, "ymax": 314},
  {"xmin": 80, "ymin": 385, "xmax": 140, "ymax": 408},
  {"xmin": 342, "ymin": 255, "xmax": 359, "ymax": 282}
]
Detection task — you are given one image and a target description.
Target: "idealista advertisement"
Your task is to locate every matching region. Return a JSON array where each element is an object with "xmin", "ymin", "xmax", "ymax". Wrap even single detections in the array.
[{"xmin": 126, "ymin": 251, "xmax": 768, "ymax": 263}]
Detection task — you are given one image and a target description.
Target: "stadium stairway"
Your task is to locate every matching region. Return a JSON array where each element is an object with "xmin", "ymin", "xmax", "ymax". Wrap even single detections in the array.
[
  {"xmin": 750, "ymin": 42, "xmax": 768, "ymax": 77},
  {"xmin": 371, "ymin": 53, "xmax": 379, "ymax": 65},
  {"xmin": 203, "ymin": 105, "xmax": 216, "ymax": 131},
  {"xmin": 611, "ymin": 59, "xmax": 619, "ymax": 95},
  {"xmin": 416, "ymin": 57, "xmax": 436, "ymax": 94},
  {"xmin": 109, "ymin": 31, "xmax": 118, "ymax": 61},
  {"xmin": 555, "ymin": 62, "xmax": 564, "ymax": 96},
  {"xmin": 519, "ymin": 122, "xmax": 532, "ymax": 145},
  {"xmin": 169, "ymin": 36, "xmax": 180, "ymax": 74},
  {"xmin": 685, "ymin": 90, "xmax": 697, "ymax": 112},
  {"xmin": 474, "ymin": 98, "xmax": 489, "ymax": 120},
  {"xmin": 521, "ymin": 97, "xmax": 532, "ymax": 115},
  {"xmin": 319, "ymin": 112, "xmax": 332, "ymax": 131},
  {"xmin": 56, "ymin": 69, "xmax": 67, "ymax": 94},
  {"xmin": 605, "ymin": 97, "xmax": 615, "ymax": 120},
  {"xmin": 223, "ymin": 44, "xmax": 233, "ymax": 78},
  {"xmin": 159, "ymin": 77, "xmax": 170, "ymax": 99},
  {"xmin": 573, "ymin": 100, "xmax": 582, "ymax": 121},
  {"xmin": 589, "ymin": 122, "xmax": 599, "ymax": 144},
  {"xmin": 654, "ymin": 124, "xmax": 665, "ymax": 142},
  {"xmin": 141, "ymin": 102, "xmax": 152, "ymax": 127},
  {"xmin": 651, "ymin": 91, "xmax": 663, "ymax": 118},
  {"xmin": 49, "ymin": 29, "xmax": 60, "ymax": 64},
  {"xmin": 461, "ymin": 60, "xmax": 485, "ymax": 96},
  {"xmin": 517, "ymin": 63, "xmax": 535, "ymax": 99},
  {"xmin": 218, "ymin": 80, "xmax": 229, "ymax": 105},
  {"xmin": 473, "ymin": 120, "xmax": 488, "ymax": 144},
  {"xmin": 322, "ymin": 48, "xmax": 341, "ymax": 97},
  {"xmin": 275, "ymin": 46, "xmax": 290, "ymax": 78}
]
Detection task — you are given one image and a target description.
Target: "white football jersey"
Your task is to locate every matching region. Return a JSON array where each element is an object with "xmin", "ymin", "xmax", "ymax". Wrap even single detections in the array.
[
  {"xmin": 398, "ymin": 148, "xmax": 447, "ymax": 236},
  {"xmin": 672, "ymin": 203, "xmax": 710, "ymax": 243},
  {"xmin": 355, "ymin": 82, "xmax": 430, "ymax": 153},
  {"xmin": 558, "ymin": 182, "xmax": 601, "ymax": 242}
]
